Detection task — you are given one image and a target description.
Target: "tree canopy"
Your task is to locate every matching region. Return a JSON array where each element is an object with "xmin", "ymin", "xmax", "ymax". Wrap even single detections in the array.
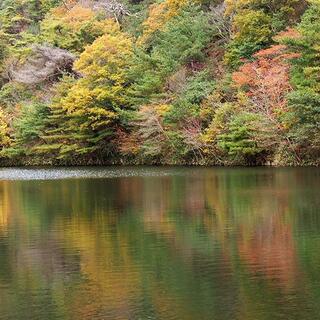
[{"xmin": 0, "ymin": 0, "xmax": 318, "ymax": 165}]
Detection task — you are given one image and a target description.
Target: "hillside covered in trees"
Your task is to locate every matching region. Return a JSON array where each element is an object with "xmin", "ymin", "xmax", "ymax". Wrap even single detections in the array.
[{"xmin": 0, "ymin": 0, "xmax": 319, "ymax": 166}]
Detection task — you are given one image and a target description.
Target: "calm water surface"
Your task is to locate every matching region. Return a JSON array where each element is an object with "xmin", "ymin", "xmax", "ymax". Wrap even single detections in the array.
[{"xmin": 0, "ymin": 167, "xmax": 320, "ymax": 320}]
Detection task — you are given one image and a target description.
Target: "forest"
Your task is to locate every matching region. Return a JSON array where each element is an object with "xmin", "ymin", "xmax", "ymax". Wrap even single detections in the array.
[{"xmin": 0, "ymin": 0, "xmax": 319, "ymax": 166}]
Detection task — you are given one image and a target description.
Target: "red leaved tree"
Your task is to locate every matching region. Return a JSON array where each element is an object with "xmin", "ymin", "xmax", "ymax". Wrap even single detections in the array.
[
  {"xmin": 231, "ymin": 40, "xmax": 301, "ymax": 163},
  {"xmin": 232, "ymin": 44, "xmax": 299, "ymax": 124}
]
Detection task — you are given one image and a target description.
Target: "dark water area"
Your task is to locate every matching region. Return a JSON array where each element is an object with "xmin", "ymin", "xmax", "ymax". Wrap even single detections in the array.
[{"xmin": 0, "ymin": 167, "xmax": 320, "ymax": 320}]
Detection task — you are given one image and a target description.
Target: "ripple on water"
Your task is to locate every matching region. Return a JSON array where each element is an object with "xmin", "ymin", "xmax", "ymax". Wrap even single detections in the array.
[{"xmin": 0, "ymin": 167, "xmax": 195, "ymax": 181}]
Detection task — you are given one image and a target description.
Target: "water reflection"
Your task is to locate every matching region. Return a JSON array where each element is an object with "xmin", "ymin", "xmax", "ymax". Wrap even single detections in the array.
[{"xmin": 0, "ymin": 168, "xmax": 320, "ymax": 319}]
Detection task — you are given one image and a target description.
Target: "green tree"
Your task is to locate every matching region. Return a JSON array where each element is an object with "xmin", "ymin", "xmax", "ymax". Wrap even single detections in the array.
[
  {"xmin": 286, "ymin": 2, "xmax": 320, "ymax": 162},
  {"xmin": 4, "ymin": 102, "xmax": 49, "ymax": 157},
  {"xmin": 225, "ymin": 0, "xmax": 305, "ymax": 67},
  {"xmin": 129, "ymin": 3, "xmax": 213, "ymax": 103}
]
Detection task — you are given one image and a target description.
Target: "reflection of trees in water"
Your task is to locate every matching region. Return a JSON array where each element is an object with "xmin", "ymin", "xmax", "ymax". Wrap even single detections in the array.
[
  {"xmin": 0, "ymin": 169, "xmax": 319, "ymax": 319},
  {"xmin": 237, "ymin": 212, "xmax": 298, "ymax": 289}
]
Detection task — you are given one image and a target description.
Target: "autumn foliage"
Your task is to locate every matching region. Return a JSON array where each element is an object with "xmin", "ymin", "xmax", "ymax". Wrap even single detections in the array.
[
  {"xmin": 232, "ymin": 45, "xmax": 298, "ymax": 116},
  {"xmin": 0, "ymin": 0, "xmax": 318, "ymax": 165}
]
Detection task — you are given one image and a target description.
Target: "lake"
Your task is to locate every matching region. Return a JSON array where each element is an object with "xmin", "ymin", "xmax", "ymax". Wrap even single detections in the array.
[{"xmin": 0, "ymin": 167, "xmax": 320, "ymax": 320}]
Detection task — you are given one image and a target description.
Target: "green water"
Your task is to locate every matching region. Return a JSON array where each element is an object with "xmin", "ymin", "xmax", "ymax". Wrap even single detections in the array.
[{"xmin": 0, "ymin": 167, "xmax": 320, "ymax": 320}]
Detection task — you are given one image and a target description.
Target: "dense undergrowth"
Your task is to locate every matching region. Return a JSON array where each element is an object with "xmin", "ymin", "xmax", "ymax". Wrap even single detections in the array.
[{"xmin": 0, "ymin": 0, "xmax": 319, "ymax": 166}]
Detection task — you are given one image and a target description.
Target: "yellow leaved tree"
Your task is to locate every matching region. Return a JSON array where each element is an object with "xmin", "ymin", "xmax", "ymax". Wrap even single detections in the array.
[
  {"xmin": 0, "ymin": 109, "xmax": 11, "ymax": 152},
  {"xmin": 138, "ymin": 0, "xmax": 189, "ymax": 45},
  {"xmin": 42, "ymin": 21, "xmax": 134, "ymax": 158},
  {"xmin": 40, "ymin": 4, "xmax": 117, "ymax": 53}
]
